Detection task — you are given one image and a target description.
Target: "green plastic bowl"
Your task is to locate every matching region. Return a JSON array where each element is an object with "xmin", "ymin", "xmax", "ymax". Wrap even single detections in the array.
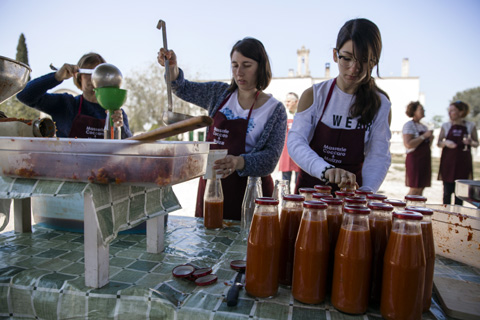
[{"xmin": 94, "ymin": 87, "xmax": 127, "ymax": 110}]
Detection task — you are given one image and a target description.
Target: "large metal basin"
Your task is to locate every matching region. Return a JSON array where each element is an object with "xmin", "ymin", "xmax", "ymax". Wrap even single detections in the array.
[
  {"xmin": 456, "ymin": 179, "xmax": 480, "ymax": 207},
  {"xmin": 0, "ymin": 55, "xmax": 31, "ymax": 104}
]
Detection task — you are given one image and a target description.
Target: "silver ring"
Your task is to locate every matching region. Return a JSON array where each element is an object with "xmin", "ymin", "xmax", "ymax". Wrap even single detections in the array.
[{"xmin": 229, "ymin": 168, "xmax": 232, "ymax": 173}]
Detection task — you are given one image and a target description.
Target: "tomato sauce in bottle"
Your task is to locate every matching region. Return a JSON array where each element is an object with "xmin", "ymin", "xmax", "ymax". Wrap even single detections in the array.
[
  {"xmin": 405, "ymin": 206, "xmax": 435, "ymax": 312},
  {"xmin": 381, "ymin": 211, "xmax": 426, "ymax": 320},
  {"xmin": 366, "ymin": 193, "xmax": 387, "ymax": 205},
  {"xmin": 292, "ymin": 200, "xmax": 329, "ymax": 304},
  {"xmin": 245, "ymin": 198, "xmax": 281, "ymax": 298},
  {"xmin": 334, "ymin": 190, "xmax": 355, "ymax": 201},
  {"xmin": 331, "ymin": 205, "xmax": 372, "ymax": 314},
  {"xmin": 367, "ymin": 202, "xmax": 394, "ymax": 305},
  {"xmin": 278, "ymin": 194, "xmax": 305, "ymax": 286},
  {"xmin": 318, "ymin": 197, "xmax": 343, "ymax": 293},
  {"xmin": 383, "ymin": 199, "xmax": 406, "ymax": 211},
  {"xmin": 314, "ymin": 184, "xmax": 332, "ymax": 197},
  {"xmin": 404, "ymin": 195, "xmax": 427, "ymax": 207},
  {"xmin": 203, "ymin": 173, "xmax": 223, "ymax": 229},
  {"xmin": 299, "ymin": 187, "xmax": 316, "ymax": 201}
]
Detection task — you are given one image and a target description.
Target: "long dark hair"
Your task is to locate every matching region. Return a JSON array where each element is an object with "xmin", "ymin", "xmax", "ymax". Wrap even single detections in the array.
[
  {"xmin": 227, "ymin": 37, "xmax": 272, "ymax": 93},
  {"xmin": 336, "ymin": 19, "xmax": 389, "ymax": 124}
]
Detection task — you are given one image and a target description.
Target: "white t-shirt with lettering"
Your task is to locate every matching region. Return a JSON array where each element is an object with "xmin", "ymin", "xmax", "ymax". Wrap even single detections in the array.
[
  {"xmin": 220, "ymin": 90, "xmax": 278, "ymax": 152},
  {"xmin": 287, "ymin": 78, "xmax": 391, "ymax": 192}
]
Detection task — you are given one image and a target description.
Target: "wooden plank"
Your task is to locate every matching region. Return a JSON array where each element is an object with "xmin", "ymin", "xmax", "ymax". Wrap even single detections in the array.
[
  {"xmin": 434, "ymin": 276, "xmax": 480, "ymax": 320},
  {"xmin": 127, "ymin": 116, "xmax": 213, "ymax": 141}
]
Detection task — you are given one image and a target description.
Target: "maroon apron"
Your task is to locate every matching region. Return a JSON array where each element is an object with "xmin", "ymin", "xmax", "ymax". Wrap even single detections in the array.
[
  {"xmin": 405, "ymin": 126, "xmax": 431, "ymax": 188},
  {"xmin": 195, "ymin": 92, "xmax": 274, "ymax": 220},
  {"xmin": 68, "ymin": 96, "xmax": 105, "ymax": 139},
  {"xmin": 438, "ymin": 123, "xmax": 473, "ymax": 182},
  {"xmin": 295, "ymin": 79, "xmax": 366, "ymax": 193}
]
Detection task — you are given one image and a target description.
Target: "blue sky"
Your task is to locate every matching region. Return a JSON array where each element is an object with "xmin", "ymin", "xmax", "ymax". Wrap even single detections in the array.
[{"xmin": 1, "ymin": 0, "xmax": 479, "ymax": 121}]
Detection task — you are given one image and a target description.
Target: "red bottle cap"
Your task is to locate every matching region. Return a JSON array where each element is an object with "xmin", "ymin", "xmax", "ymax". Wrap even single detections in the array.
[
  {"xmin": 355, "ymin": 189, "xmax": 374, "ymax": 196},
  {"xmin": 368, "ymin": 202, "xmax": 394, "ymax": 211},
  {"xmin": 335, "ymin": 190, "xmax": 355, "ymax": 198},
  {"xmin": 314, "ymin": 185, "xmax": 332, "ymax": 192},
  {"xmin": 393, "ymin": 211, "xmax": 423, "ymax": 220},
  {"xmin": 312, "ymin": 193, "xmax": 333, "ymax": 200},
  {"xmin": 195, "ymin": 274, "xmax": 218, "ymax": 286},
  {"xmin": 254, "ymin": 198, "xmax": 279, "ymax": 205},
  {"xmin": 319, "ymin": 198, "xmax": 343, "ymax": 206},
  {"xmin": 303, "ymin": 200, "xmax": 328, "ymax": 209},
  {"xmin": 404, "ymin": 195, "xmax": 427, "ymax": 202},
  {"xmin": 344, "ymin": 205, "xmax": 371, "ymax": 215},
  {"xmin": 383, "ymin": 199, "xmax": 407, "ymax": 207},
  {"xmin": 367, "ymin": 193, "xmax": 388, "ymax": 201},
  {"xmin": 344, "ymin": 196, "xmax": 368, "ymax": 205},
  {"xmin": 298, "ymin": 187, "xmax": 316, "ymax": 194},
  {"xmin": 282, "ymin": 194, "xmax": 305, "ymax": 202},
  {"xmin": 192, "ymin": 267, "xmax": 213, "ymax": 278},
  {"xmin": 230, "ymin": 260, "xmax": 246, "ymax": 271},
  {"xmin": 172, "ymin": 265, "xmax": 195, "ymax": 278},
  {"xmin": 405, "ymin": 206, "xmax": 434, "ymax": 216}
]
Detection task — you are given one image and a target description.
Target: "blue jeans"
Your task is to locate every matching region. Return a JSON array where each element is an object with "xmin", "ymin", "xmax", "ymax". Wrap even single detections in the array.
[{"xmin": 282, "ymin": 171, "xmax": 298, "ymax": 185}]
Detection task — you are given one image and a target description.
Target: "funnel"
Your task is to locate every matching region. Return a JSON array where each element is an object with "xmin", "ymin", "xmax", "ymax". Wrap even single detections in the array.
[
  {"xmin": 0, "ymin": 56, "xmax": 32, "ymax": 104},
  {"xmin": 94, "ymin": 87, "xmax": 127, "ymax": 111}
]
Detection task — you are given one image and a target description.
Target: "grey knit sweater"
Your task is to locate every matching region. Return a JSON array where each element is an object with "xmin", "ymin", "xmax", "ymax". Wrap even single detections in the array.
[{"xmin": 171, "ymin": 69, "xmax": 287, "ymax": 177}]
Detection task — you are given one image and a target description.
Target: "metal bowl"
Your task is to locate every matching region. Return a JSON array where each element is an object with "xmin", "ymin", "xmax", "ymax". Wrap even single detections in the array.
[
  {"xmin": 455, "ymin": 179, "xmax": 480, "ymax": 207},
  {"xmin": 91, "ymin": 63, "xmax": 123, "ymax": 88},
  {"xmin": 0, "ymin": 55, "xmax": 32, "ymax": 104}
]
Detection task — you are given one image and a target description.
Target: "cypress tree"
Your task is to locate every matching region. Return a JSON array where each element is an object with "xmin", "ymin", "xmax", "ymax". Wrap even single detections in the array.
[{"xmin": 16, "ymin": 33, "xmax": 30, "ymax": 81}]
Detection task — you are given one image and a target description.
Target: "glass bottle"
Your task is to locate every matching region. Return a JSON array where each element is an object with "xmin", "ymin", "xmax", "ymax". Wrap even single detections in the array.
[
  {"xmin": 331, "ymin": 205, "xmax": 372, "ymax": 315},
  {"xmin": 104, "ymin": 110, "xmax": 121, "ymax": 140},
  {"xmin": 343, "ymin": 196, "xmax": 367, "ymax": 215},
  {"xmin": 355, "ymin": 189, "xmax": 374, "ymax": 198},
  {"xmin": 203, "ymin": 171, "xmax": 223, "ymax": 229},
  {"xmin": 241, "ymin": 177, "xmax": 262, "ymax": 237},
  {"xmin": 292, "ymin": 200, "xmax": 329, "ymax": 304},
  {"xmin": 335, "ymin": 190, "xmax": 355, "ymax": 201},
  {"xmin": 298, "ymin": 187, "xmax": 316, "ymax": 201},
  {"xmin": 366, "ymin": 193, "xmax": 387, "ymax": 204},
  {"xmin": 272, "ymin": 179, "xmax": 290, "ymax": 200},
  {"xmin": 245, "ymin": 198, "xmax": 281, "ymax": 298},
  {"xmin": 278, "ymin": 194, "xmax": 305, "ymax": 286},
  {"xmin": 405, "ymin": 195, "xmax": 427, "ymax": 207},
  {"xmin": 405, "ymin": 206, "xmax": 435, "ymax": 312},
  {"xmin": 383, "ymin": 199, "xmax": 406, "ymax": 211},
  {"xmin": 314, "ymin": 184, "xmax": 332, "ymax": 197},
  {"xmin": 312, "ymin": 193, "xmax": 333, "ymax": 201},
  {"xmin": 381, "ymin": 211, "xmax": 426, "ymax": 320},
  {"xmin": 317, "ymin": 197, "xmax": 343, "ymax": 293},
  {"xmin": 367, "ymin": 202, "xmax": 394, "ymax": 305}
]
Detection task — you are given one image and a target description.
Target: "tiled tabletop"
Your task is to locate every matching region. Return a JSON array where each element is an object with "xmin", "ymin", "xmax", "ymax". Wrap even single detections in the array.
[{"xmin": 1, "ymin": 216, "xmax": 479, "ymax": 319}]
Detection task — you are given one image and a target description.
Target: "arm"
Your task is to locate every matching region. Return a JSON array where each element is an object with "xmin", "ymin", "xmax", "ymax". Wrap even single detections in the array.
[
  {"xmin": 437, "ymin": 124, "xmax": 457, "ymax": 149},
  {"xmin": 238, "ymin": 103, "xmax": 287, "ymax": 177},
  {"xmin": 361, "ymin": 96, "xmax": 392, "ymax": 192},
  {"xmin": 288, "ymin": 87, "xmax": 336, "ymax": 180},
  {"xmin": 16, "ymin": 73, "xmax": 76, "ymax": 116}
]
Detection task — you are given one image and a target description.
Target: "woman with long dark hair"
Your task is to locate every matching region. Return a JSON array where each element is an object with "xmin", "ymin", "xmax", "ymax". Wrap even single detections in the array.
[
  {"xmin": 288, "ymin": 18, "xmax": 391, "ymax": 193},
  {"xmin": 158, "ymin": 37, "xmax": 287, "ymax": 220}
]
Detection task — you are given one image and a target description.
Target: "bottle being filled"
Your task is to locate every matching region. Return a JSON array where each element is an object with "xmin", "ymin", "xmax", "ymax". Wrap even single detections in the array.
[
  {"xmin": 104, "ymin": 110, "xmax": 121, "ymax": 140},
  {"xmin": 203, "ymin": 170, "xmax": 224, "ymax": 229}
]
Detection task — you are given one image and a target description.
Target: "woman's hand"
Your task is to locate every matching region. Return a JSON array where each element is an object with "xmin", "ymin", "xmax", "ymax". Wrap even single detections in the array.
[
  {"xmin": 157, "ymin": 48, "xmax": 179, "ymax": 81},
  {"xmin": 110, "ymin": 109, "xmax": 124, "ymax": 128},
  {"xmin": 443, "ymin": 139, "xmax": 457, "ymax": 149},
  {"xmin": 324, "ymin": 168, "xmax": 358, "ymax": 190},
  {"xmin": 213, "ymin": 155, "xmax": 245, "ymax": 178},
  {"xmin": 54, "ymin": 63, "xmax": 78, "ymax": 82}
]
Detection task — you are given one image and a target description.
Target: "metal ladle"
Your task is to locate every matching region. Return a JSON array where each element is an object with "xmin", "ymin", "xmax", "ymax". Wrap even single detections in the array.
[{"xmin": 157, "ymin": 20, "xmax": 193, "ymax": 125}]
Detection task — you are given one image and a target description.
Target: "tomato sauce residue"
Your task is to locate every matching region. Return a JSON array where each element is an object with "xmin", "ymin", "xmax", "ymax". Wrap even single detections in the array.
[{"xmin": 467, "ymin": 232, "xmax": 473, "ymax": 241}]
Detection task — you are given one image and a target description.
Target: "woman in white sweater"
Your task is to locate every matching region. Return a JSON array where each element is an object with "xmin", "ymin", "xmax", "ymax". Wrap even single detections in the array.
[{"xmin": 288, "ymin": 18, "xmax": 391, "ymax": 193}]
